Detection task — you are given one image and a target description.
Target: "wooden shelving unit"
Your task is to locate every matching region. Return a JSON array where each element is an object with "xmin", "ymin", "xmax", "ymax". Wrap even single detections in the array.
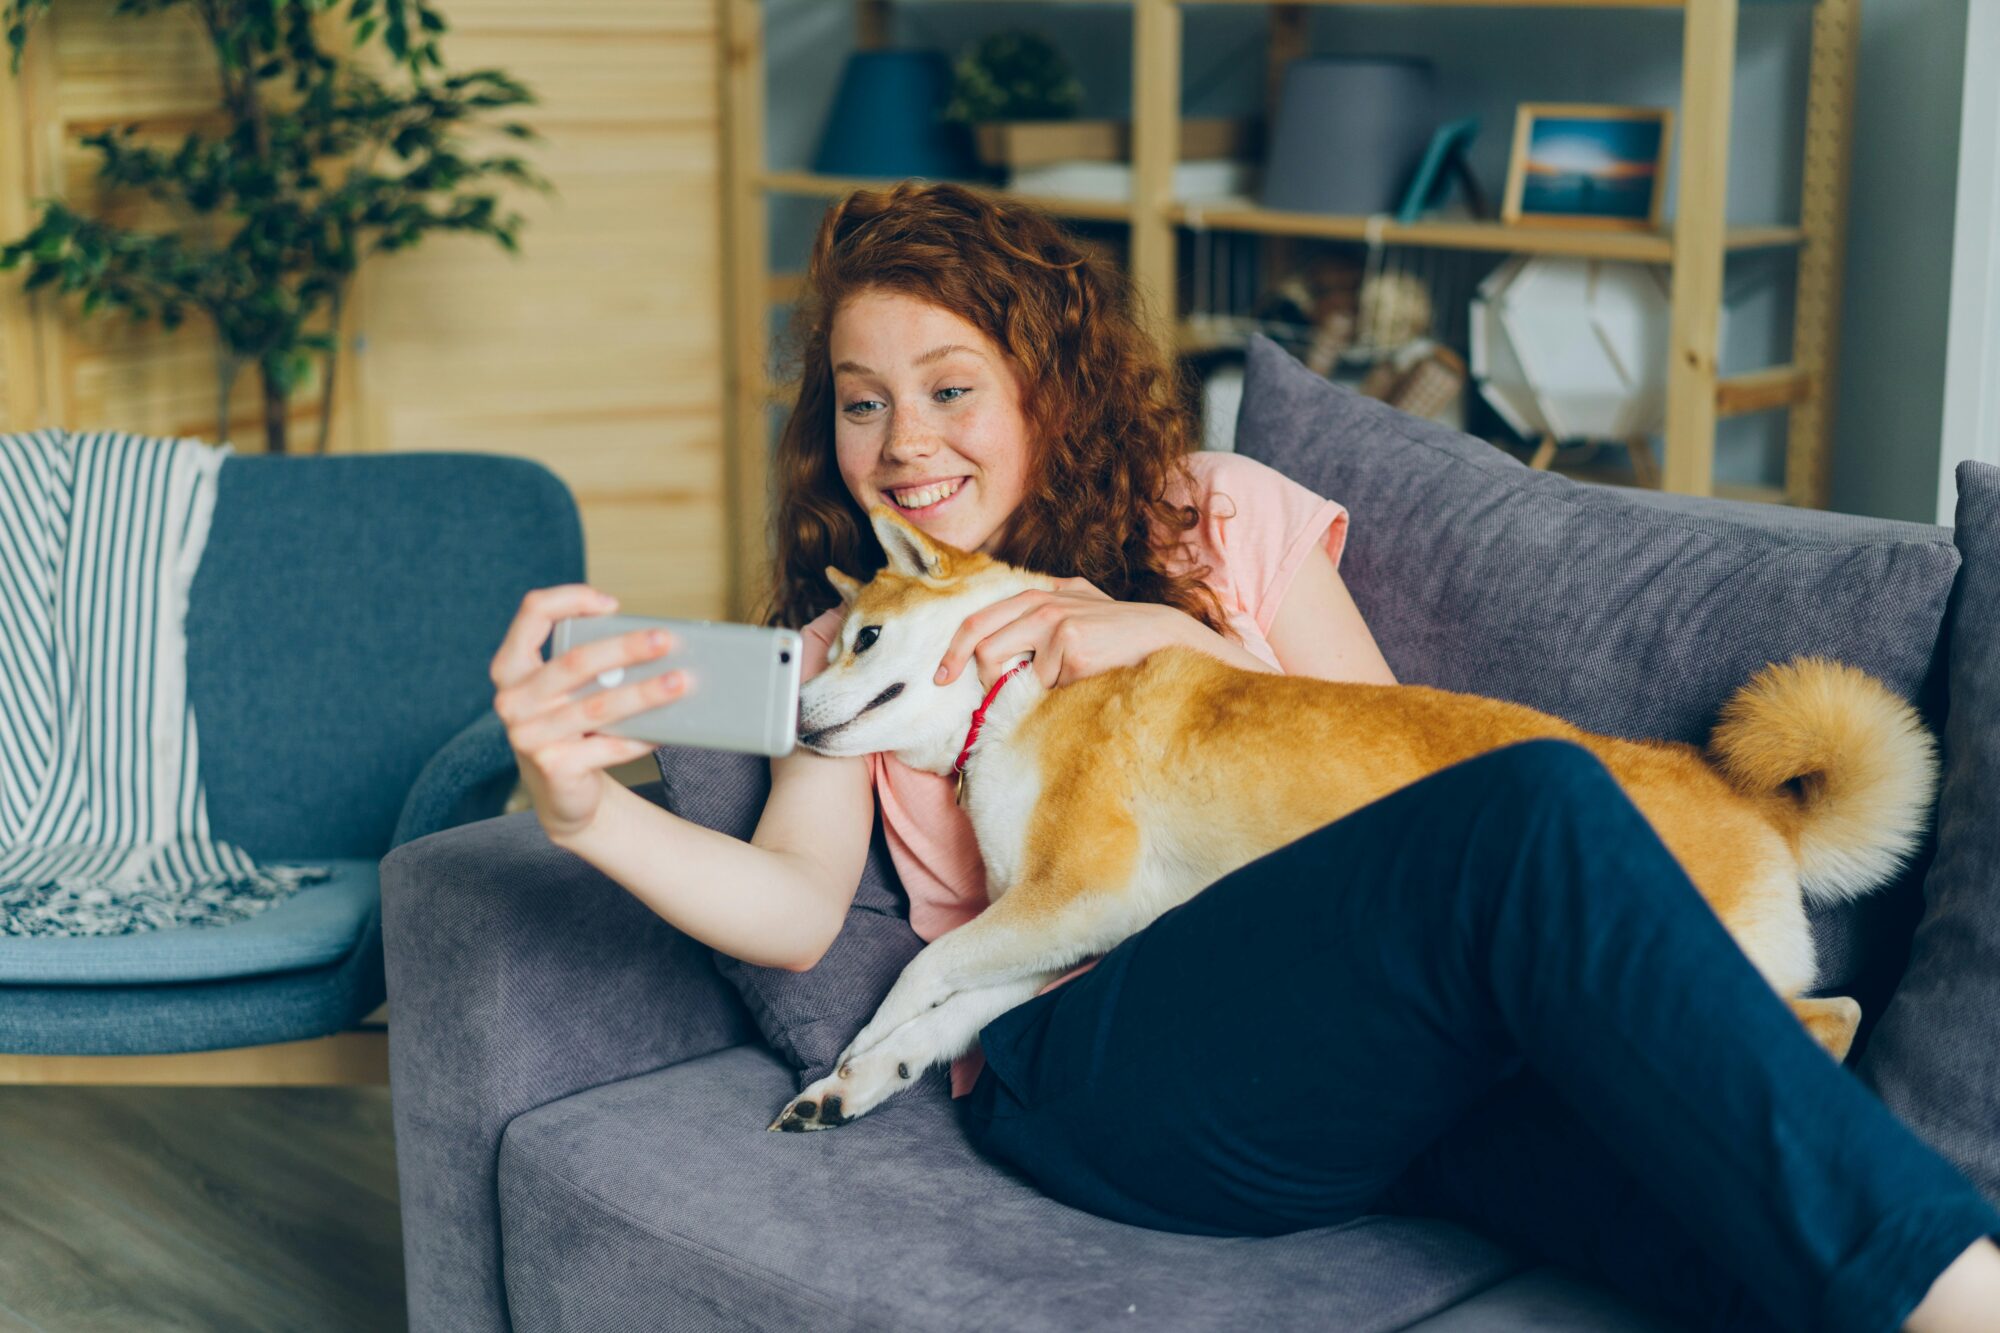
[{"xmin": 717, "ymin": 0, "xmax": 1857, "ymax": 620}]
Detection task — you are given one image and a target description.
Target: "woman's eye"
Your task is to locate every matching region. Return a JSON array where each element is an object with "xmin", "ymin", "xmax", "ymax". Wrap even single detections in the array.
[
  {"xmin": 855, "ymin": 625, "xmax": 881, "ymax": 653},
  {"xmin": 842, "ymin": 388, "xmax": 967, "ymax": 416}
]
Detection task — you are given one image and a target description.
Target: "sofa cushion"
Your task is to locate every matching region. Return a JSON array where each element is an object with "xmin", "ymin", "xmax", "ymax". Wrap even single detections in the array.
[
  {"xmin": 652, "ymin": 743, "xmax": 927, "ymax": 1089},
  {"xmin": 1398, "ymin": 1267, "xmax": 1677, "ymax": 1331},
  {"xmin": 494, "ymin": 1042, "xmax": 1677, "ymax": 1332},
  {"xmin": 0, "ymin": 883, "xmax": 385, "ymax": 1054},
  {"xmin": 1858, "ymin": 459, "xmax": 2000, "ymax": 1206},
  {"xmin": 1232, "ymin": 332, "xmax": 1960, "ymax": 1047},
  {"xmin": 0, "ymin": 859, "xmax": 377, "ymax": 984}
]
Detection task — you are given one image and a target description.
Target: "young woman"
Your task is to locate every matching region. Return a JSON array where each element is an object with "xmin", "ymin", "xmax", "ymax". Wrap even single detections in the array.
[{"xmin": 490, "ymin": 182, "xmax": 2000, "ymax": 1332}]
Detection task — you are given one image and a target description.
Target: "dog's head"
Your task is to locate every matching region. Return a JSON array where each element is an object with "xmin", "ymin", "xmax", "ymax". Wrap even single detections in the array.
[{"xmin": 797, "ymin": 504, "xmax": 1051, "ymax": 772}]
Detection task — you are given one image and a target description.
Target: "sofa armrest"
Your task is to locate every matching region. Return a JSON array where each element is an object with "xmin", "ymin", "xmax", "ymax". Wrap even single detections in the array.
[
  {"xmin": 380, "ymin": 779, "xmax": 758, "ymax": 1333},
  {"xmin": 390, "ymin": 709, "xmax": 520, "ymax": 850}
]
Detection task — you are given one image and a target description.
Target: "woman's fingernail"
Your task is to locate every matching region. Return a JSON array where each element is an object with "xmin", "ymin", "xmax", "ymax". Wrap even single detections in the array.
[{"xmin": 935, "ymin": 665, "xmax": 948, "ymax": 683}]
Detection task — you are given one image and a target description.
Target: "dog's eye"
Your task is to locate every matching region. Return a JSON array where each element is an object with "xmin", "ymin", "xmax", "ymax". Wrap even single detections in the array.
[{"xmin": 854, "ymin": 625, "xmax": 881, "ymax": 653}]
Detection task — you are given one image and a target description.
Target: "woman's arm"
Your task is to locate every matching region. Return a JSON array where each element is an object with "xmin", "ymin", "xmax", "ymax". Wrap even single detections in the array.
[
  {"xmin": 1263, "ymin": 545, "xmax": 1398, "ymax": 685},
  {"xmin": 551, "ymin": 748, "xmax": 873, "ymax": 972}
]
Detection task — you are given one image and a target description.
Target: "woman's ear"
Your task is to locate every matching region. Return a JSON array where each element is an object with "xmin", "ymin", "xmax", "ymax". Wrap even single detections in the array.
[{"xmin": 825, "ymin": 566, "xmax": 862, "ymax": 605}]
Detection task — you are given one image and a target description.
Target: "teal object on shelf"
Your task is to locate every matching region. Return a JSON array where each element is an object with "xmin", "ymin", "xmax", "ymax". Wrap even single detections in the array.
[
  {"xmin": 1397, "ymin": 117, "xmax": 1483, "ymax": 224},
  {"xmin": 813, "ymin": 49, "xmax": 978, "ymax": 181}
]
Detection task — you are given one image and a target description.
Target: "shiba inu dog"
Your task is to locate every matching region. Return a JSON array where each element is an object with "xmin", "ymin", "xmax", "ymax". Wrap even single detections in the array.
[{"xmin": 769, "ymin": 504, "xmax": 1938, "ymax": 1132}]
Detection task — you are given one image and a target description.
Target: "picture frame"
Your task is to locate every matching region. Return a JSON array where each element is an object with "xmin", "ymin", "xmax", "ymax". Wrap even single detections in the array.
[{"xmin": 1501, "ymin": 103, "xmax": 1674, "ymax": 231}]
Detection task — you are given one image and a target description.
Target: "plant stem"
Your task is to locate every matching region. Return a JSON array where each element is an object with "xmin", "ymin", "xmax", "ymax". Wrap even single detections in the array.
[
  {"xmin": 261, "ymin": 362, "xmax": 287, "ymax": 455},
  {"xmin": 318, "ymin": 282, "xmax": 347, "ymax": 454},
  {"xmin": 215, "ymin": 348, "xmax": 240, "ymax": 446}
]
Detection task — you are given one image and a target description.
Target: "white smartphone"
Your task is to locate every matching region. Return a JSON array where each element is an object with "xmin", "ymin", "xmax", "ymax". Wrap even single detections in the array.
[{"xmin": 550, "ymin": 613, "xmax": 802, "ymax": 757}]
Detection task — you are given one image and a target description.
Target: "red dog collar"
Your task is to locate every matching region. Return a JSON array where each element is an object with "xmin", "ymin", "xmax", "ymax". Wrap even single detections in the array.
[{"xmin": 953, "ymin": 660, "xmax": 1031, "ymax": 803}]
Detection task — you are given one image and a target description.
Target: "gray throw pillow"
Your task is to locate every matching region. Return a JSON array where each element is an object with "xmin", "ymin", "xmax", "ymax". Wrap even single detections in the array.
[
  {"xmin": 1231, "ymin": 332, "xmax": 1960, "ymax": 1056},
  {"xmin": 1857, "ymin": 460, "xmax": 2000, "ymax": 1205},
  {"xmin": 650, "ymin": 743, "xmax": 938, "ymax": 1094}
]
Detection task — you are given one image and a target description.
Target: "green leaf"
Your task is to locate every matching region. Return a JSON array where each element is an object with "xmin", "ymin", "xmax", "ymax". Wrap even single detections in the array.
[{"xmin": 1, "ymin": 0, "xmax": 549, "ymax": 371}]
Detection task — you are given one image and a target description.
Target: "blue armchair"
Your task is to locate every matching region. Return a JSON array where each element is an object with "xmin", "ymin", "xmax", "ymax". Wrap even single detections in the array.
[{"xmin": 0, "ymin": 450, "xmax": 579, "ymax": 1085}]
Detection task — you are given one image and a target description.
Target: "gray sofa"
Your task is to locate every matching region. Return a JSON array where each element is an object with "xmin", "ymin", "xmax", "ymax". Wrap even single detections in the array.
[{"xmin": 381, "ymin": 334, "xmax": 1999, "ymax": 1331}]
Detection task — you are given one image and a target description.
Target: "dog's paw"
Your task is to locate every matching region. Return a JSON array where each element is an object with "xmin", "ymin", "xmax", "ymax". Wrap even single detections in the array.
[
  {"xmin": 1791, "ymin": 994, "xmax": 1863, "ymax": 1063},
  {"xmin": 767, "ymin": 1088, "xmax": 848, "ymax": 1133},
  {"xmin": 764, "ymin": 1050, "xmax": 922, "ymax": 1132}
]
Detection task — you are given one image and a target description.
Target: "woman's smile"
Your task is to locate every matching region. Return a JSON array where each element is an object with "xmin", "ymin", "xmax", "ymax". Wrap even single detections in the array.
[{"xmin": 884, "ymin": 475, "xmax": 968, "ymax": 518}]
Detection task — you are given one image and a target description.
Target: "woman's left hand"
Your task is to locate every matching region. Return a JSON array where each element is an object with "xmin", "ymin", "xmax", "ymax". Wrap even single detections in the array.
[{"xmin": 932, "ymin": 577, "xmax": 1205, "ymax": 691}]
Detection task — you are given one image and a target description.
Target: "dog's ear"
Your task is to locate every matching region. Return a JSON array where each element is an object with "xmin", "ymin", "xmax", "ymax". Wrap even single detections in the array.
[
  {"xmin": 868, "ymin": 504, "xmax": 951, "ymax": 579},
  {"xmin": 825, "ymin": 566, "xmax": 862, "ymax": 606}
]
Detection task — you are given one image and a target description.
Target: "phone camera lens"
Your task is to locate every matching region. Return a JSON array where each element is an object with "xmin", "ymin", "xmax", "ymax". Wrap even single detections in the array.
[{"xmin": 780, "ymin": 650, "xmax": 792, "ymax": 664}]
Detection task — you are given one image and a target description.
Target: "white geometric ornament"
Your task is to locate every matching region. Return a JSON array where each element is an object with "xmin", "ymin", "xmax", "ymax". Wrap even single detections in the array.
[
  {"xmin": 1470, "ymin": 256, "xmax": 1719, "ymax": 443},
  {"xmin": 1470, "ymin": 257, "xmax": 1548, "ymax": 438}
]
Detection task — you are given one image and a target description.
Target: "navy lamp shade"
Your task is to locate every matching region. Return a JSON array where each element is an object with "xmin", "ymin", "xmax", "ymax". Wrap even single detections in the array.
[
  {"xmin": 813, "ymin": 49, "xmax": 980, "ymax": 180},
  {"xmin": 1260, "ymin": 55, "xmax": 1438, "ymax": 216}
]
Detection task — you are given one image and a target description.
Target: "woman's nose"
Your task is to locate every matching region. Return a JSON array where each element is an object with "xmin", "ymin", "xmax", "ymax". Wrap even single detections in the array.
[{"xmin": 884, "ymin": 421, "xmax": 937, "ymax": 460}]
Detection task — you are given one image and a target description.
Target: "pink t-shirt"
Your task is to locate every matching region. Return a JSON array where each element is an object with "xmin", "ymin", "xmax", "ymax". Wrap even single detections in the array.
[{"xmin": 797, "ymin": 450, "xmax": 1350, "ymax": 1098}]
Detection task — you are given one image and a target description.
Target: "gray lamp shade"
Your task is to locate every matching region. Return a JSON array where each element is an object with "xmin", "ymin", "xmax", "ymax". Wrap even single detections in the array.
[
  {"xmin": 813, "ymin": 49, "xmax": 979, "ymax": 180},
  {"xmin": 1259, "ymin": 56, "xmax": 1437, "ymax": 216}
]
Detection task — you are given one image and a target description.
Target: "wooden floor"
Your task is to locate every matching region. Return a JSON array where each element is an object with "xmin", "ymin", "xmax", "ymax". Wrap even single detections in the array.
[{"xmin": 0, "ymin": 1086, "xmax": 405, "ymax": 1331}]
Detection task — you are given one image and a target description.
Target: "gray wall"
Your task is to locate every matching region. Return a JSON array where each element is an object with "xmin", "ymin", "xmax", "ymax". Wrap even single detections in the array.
[
  {"xmin": 1829, "ymin": 0, "xmax": 1967, "ymax": 522},
  {"xmin": 762, "ymin": 0, "xmax": 1963, "ymax": 520}
]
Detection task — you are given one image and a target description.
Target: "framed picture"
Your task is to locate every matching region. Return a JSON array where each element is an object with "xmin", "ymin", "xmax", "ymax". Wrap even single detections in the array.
[{"xmin": 1502, "ymin": 103, "xmax": 1673, "ymax": 231}]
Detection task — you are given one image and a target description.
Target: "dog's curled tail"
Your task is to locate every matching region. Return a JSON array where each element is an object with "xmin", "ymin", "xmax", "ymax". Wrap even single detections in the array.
[{"xmin": 1706, "ymin": 657, "xmax": 1938, "ymax": 906}]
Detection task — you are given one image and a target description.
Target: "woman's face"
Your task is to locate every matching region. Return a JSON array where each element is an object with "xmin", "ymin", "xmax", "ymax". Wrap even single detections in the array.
[{"xmin": 829, "ymin": 289, "xmax": 1035, "ymax": 557}]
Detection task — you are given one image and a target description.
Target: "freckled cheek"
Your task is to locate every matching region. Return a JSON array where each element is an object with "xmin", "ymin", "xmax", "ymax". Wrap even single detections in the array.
[
  {"xmin": 832, "ymin": 439, "xmax": 872, "ymax": 495},
  {"xmin": 950, "ymin": 415, "xmax": 1016, "ymax": 483}
]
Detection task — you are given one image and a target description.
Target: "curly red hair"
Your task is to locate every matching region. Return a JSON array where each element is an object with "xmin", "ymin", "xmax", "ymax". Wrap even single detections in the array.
[{"xmin": 759, "ymin": 180, "xmax": 1231, "ymax": 639}]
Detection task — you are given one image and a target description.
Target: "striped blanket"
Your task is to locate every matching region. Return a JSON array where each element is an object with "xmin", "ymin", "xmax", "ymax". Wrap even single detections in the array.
[{"xmin": 0, "ymin": 430, "xmax": 332, "ymax": 937}]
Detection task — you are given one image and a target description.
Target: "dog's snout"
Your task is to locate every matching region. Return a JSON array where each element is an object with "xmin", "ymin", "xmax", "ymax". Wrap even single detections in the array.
[
  {"xmin": 796, "ymin": 680, "xmax": 904, "ymax": 752},
  {"xmin": 860, "ymin": 682, "xmax": 904, "ymax": 715}
]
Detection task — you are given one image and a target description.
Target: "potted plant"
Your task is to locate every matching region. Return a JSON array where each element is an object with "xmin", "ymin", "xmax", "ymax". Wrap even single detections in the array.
[
  {"xmin": 942, "ymin": 29, "xmax": 1248, "ymax": 184},
  {"xmin": 0, "ymin": 0, "xmax": 550, "ymax": 453},
  {"xmin": 940, "ymin": 30, "xmax": 1081, "ymax": 180}
]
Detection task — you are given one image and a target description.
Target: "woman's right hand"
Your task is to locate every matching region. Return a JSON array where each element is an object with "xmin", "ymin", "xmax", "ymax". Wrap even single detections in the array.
[{"xmin": 489, "ymin": 584, "xmax": 687, "ymax": 843}]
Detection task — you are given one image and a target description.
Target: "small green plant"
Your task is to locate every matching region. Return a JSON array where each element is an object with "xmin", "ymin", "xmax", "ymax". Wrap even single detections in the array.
[
  {"xmin": 1, "ymin": 0, "xmax": 551, "ymax": 453},
  {"xmin": 940, "ymin": 30, "xmax": 1082, "ymax": 126}
]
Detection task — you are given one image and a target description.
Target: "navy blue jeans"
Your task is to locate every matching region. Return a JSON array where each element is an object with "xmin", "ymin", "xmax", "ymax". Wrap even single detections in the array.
[{"xmin": 958, "ymin": 740, "xmax": 2000, "ymax": 1333}]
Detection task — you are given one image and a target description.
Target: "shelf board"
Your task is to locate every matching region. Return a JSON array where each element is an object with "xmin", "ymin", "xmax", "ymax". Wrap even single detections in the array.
[
  {"xmin": 1716, "ymin": 364, "xmax": 1811, "ymax": 417},
  {"xmin": 898, "ymin": 1, "xmax": 1696, "ymax": 8},
  {"xmin": 892, "ymin": 0, "xmax": 1816, "ymax": 6},
  {"xmin": 1168, "ymin": 199, "xmax": 1806, "ymax": 261},
  {"xmin": 760, "ymin": 174, "xmax": 1803, "ymax": 262},
  {"xmin": 895, "ymin": 1, "xmax": 1813, "ymax": 8},
  {"xmin": 760, "ymin": 170, "xmax": 1135, "ymax": 224},
  {"xmin": 1189, "ymin": 0, "xmax": 1687, "ymax": 7}
]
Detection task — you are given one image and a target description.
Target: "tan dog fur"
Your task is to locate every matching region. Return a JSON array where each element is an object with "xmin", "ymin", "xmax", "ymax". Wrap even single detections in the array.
[{"xmin": 771, "ymin": 506, "xmax": 1938, "ymax": 1131}]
